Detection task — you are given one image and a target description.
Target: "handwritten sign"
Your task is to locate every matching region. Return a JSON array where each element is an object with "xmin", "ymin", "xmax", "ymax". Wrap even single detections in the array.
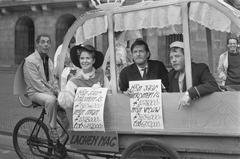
[
  {"xmin": 73, "ymin": 87, "xmax": 108, "ymax": 131},
  {"xmin": 129, "ymin": 80, "xmax": 164, "ymax": 129},
  {"xmin": 70, "ymin": 131, "xmax": 119, "ymax": 152}
]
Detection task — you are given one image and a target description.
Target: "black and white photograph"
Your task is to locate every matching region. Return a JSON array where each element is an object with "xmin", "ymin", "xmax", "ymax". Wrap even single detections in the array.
[{"xmin": 0, "ymin": 0, "xmax": 240, "ymax": 158}]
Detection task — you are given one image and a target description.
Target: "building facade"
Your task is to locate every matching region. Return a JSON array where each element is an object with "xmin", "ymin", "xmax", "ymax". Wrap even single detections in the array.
[
  {"xmin": 0, "ymin": 0, "xmax": 238, "ymax": 77},
  {"xmin": 0, "ymin": 0, "xmax": 93, "ymax": 67}
]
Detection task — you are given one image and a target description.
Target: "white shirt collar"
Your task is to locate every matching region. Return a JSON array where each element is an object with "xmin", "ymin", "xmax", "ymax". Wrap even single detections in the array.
[{"xmin": 137, "ymin": 64, "xmax": 148, "ymax": 77}]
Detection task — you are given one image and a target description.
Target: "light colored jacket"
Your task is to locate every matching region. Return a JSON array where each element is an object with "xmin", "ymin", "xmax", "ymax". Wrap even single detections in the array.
[
  {"xmin": 217, "ymin": 51, "xmax": 228, "ymax": 85},
  {"xmin": 23, "ymin": 50, "xmax": 57, "ymax": 97}
]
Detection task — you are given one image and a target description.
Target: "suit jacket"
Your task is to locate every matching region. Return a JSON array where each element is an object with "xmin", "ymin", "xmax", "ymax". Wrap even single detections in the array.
[
  {"xmin": 119, "ymin": 60, "xmax": 169, "ymax": 91},
  {"xmin": 168, "ymin": 62, "xmax": 219, "ymax": 99},
  {"xmin": 23, "ymin": 50, "xmax": 57, "ymax": 97}
]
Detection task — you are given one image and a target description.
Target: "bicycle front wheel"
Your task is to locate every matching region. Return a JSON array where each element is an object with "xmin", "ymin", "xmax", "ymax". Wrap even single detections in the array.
[{"xmin": 13, "ymin": 117, "xmax": 52, "ymax": 159}]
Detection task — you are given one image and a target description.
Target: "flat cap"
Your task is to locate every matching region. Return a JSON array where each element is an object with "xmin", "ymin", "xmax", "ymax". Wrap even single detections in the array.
[{"xmin": 170, "ymin": 41, "xmax": 184, "ymax": 49}]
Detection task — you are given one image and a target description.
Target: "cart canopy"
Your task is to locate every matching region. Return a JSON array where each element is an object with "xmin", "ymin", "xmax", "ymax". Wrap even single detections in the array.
[{"xmin": 75, "ymin": 0, "xmax": 240, "ymax": 45}]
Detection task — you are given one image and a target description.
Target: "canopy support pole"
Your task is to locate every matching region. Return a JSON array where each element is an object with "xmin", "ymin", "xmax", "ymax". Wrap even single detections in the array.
[
  {"xmin": 206, "ymin": 28, "xmax": 214, "ymax": 73},
  {"xmin": 182, "ymin": 2, "xmax": 192, "ymax": 89},
  {"xmin": 107, "ymin": 12, "xmax": 117, "ymax": 94}
]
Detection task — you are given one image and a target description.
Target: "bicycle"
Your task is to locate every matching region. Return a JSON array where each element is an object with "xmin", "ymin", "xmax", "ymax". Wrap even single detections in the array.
[
  {"xmin": 13, "ymin": 97, "xmax": 69, "ymax": 159},
  {"xmin": 13, "ymin": 96, "xmax": 111, "ymax": 159}
]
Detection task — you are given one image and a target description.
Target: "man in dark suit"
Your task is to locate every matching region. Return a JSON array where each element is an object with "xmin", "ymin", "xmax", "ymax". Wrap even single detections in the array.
[
  {"xmin": 168, "ymin": 41, "xmax": 219, "ymax": 108},
  {"xmin": 119, "ymin": 39, "xmax": 168, "ymax": 93}
]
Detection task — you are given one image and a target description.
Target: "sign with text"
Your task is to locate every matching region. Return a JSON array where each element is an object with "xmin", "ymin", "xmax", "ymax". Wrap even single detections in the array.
[
  {"xmin": 73, "ymin": 87, "xmax": 108, "ymax": 131},
  {"xmin": 129, "ymin": 80, "xmax": 164, "ymax": 129},
  {"xmin": 70, "ymin": 131, "xmax": 119, "ymax": 152}
]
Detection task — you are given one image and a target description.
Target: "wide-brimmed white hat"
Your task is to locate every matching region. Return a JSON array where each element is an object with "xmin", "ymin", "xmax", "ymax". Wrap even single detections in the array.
[{"xmin": 170, "ymin": 41, "xmax": 184, "ymax": 49}]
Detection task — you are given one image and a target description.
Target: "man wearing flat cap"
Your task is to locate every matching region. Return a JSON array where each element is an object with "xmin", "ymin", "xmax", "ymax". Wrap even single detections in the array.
[{"xmin": 168, "ymin": 41, "xmax": 219, "ymax": 108}]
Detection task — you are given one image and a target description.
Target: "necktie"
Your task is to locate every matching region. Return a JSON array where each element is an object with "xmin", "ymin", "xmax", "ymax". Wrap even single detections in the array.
[
  {"xmin": 142, "ymin": 67, "xmax": 147, "ymax": 80},
  {"xmin": 40, "ymin": 54, "xmax": 49, "ymax": 81}
]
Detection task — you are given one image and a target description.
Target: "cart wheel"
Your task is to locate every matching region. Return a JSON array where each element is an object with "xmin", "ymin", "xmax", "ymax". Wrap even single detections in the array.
[
  {"xmin": 13, "ymin": 117, "xmax": 52, "ymax": 159},
  {"xmin": 121, "ymin": 138, "xmax": 180, "ymax": 159}
]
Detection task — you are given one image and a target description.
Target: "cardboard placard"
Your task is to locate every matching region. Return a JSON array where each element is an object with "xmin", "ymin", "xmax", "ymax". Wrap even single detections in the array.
[
  {"xmin": 129, "ymin": 80, "xmax": 164, "ymax": 129},
  {"xmin": 73, "ymin": 87, "xmax": 108, "ymax": 131}
]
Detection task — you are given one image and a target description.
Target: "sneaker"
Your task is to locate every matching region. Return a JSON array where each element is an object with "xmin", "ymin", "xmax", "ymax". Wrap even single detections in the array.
[
  {"xmin": 59, "ymin": 132, "xmax": 69, "ymax": 145},
  {"xmin": 49, "ymin": 128, "xmax": 59, "ymax": 142},
  {"xmin": 54, "ymin": 141, "xmax": 67, "ymax": 158}
]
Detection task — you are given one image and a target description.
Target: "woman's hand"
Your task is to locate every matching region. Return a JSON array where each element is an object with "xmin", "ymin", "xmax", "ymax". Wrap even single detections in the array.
[
  {"xmin": 58, "ymin": 91, "xmax": 74, "ymax": 109},
  {"xmin": 123, "ymin": 89, "xmax": 134, "ymax": 98}
]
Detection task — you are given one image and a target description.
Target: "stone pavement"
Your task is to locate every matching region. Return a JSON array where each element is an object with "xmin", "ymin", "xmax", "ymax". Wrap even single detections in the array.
[{"xmin": 0, "ymin": 70, "xmax": 40, "ymax": 135}]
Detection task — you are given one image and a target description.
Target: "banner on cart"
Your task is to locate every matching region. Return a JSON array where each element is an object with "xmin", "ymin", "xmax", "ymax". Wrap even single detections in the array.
[
  {"xmin": 70, "ymin": 131, "xmax": 119, "ymax": 152},
  {"xmin": 129, "ymin": 80, "xmax": 164, "ymax": 129},
  {"xmin": 73, "ymin": 87, "xmax": 108, "ymax": 131}
]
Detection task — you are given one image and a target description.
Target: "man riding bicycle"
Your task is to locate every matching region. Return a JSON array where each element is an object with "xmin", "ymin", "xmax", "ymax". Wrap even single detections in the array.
[{"xmin": 23, "ymin": 34, "xmax": 67, "ymax": 142}]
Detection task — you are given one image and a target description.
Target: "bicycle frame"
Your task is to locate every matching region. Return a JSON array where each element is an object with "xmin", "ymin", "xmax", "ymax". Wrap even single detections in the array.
[{"xmin": 27, "ymin": 108, "xmax": 53, "ymax": 158}]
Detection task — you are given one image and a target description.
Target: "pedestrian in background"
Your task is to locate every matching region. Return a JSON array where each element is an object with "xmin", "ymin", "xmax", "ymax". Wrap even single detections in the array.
[
  {"xmin": 217, "ymin": 35, "xmax": 240, "ymax": 86},
  {"xmin": 54, "ymin": 36, "xmax": 77, "ymax": 90}
]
